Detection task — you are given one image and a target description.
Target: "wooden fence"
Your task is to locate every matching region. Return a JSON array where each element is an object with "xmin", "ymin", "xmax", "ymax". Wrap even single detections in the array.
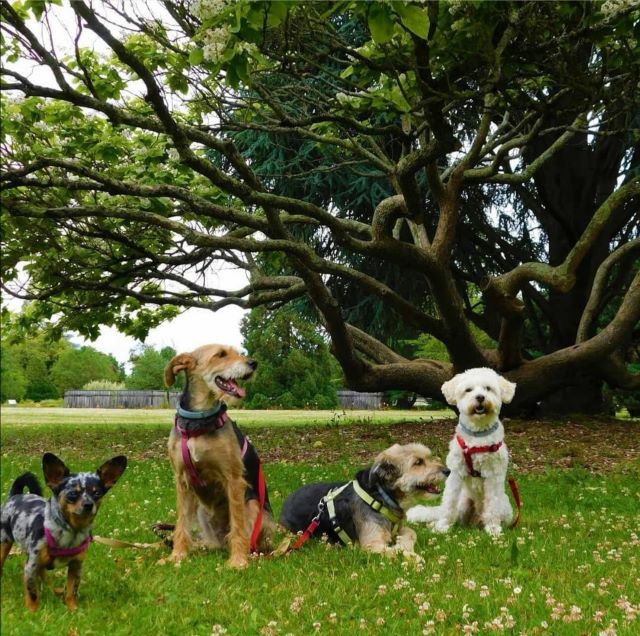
[
  {"xmin": 64, "ymin": 389, "xmax": 385, "ymax": 410},
  {"xmin": 336, "ymin": 390, "xmax": 385, "ymax": 409},
  {"xmin": 64, "ymin": 390, "xmax": 182, "ymax": 409}
]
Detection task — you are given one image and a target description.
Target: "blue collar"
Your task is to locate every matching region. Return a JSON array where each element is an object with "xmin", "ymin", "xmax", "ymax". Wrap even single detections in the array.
[
  {"xmin": 457, "ymin": 419, "xmax": 500, "ymax": 438},
  {"xmin": 176, "ymin": 402, "xmax": 225, "ymax": 420},
  {"xmin": 376, "ymin": 485, "xmax": 402, "ymax": 514}
]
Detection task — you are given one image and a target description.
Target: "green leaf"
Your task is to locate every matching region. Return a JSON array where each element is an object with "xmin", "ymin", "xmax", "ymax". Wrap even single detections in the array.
[
  {"xmin": 367, "ymin": 4, "xmax": 395, "ymax": 44},
  {"xmin": 189, "ymin": 48, "xmax": 204, "ymax": 65},
  {"xmin": 25, "ymin": 0, "xmax": 46, "ymax": 21},
  {"xmin": 268, "ymin": 1, "xmax": 290, "ymax": 25},
  {"xmin": 394, "ymin": 3, "xmax": 430, "ymax": 39},
  {"xmin": 339, "ymin": 65, "xmax": 354, "ymax": 79}
]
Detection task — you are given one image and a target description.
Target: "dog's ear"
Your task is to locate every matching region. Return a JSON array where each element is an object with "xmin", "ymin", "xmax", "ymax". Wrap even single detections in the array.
[
  {"xmin": 441, "ymin": 376, "xmax": 459, "ymax": 405},
  {"xmin": 164, "ymin": 353, "xmax": 196, "ymax": 387},
  {"xmin": 498, "ymin": 376, "xmax": 516, "ymax": 404},
  {"xmin": 370, "ymin": 453, "xmax": 401, "ymax": 489},
  {"xmin": 42, "ymin": 453, "xmax": 70, "ymax": 489},
  {"xmin": 97, "ymin": 456, "xmax": 128, "ymax": 490}
]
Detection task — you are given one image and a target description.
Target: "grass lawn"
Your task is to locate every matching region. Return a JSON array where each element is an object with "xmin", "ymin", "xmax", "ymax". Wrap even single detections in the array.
[{"xmin": 1, "ymin": 408, "xmax": 638, "ymax": 635}]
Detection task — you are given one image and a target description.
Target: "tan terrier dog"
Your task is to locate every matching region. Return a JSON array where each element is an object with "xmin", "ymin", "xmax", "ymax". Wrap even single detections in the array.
[{"xmin": 165, "ymin": 344, "xmax": 274, "ymax": 568}]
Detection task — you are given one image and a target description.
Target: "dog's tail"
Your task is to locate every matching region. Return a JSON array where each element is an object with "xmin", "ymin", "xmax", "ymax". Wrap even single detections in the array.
[{"xmin": 9, "ymin": 472, "xmax": 43, "ymax": 498}]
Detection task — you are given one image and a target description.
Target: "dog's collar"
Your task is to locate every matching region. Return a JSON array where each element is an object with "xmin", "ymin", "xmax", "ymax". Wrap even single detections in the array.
[
  {"xmin": 176, "ymin": 402, "xmax": 225, "ymax": 420},
  {"xmin": 457, "ymin": 419, "xmax": 500, "ymax": 438},
  {"xmin": 47, "ymin": 498, "xmax": 72, "ymax": 532},
  {"xmin": 375, "ymin": 485, "xmax": 403, "ymax": 516}
]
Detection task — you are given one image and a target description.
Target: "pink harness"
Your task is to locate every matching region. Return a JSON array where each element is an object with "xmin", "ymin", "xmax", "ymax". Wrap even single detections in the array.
[
  {"xmin": 44, "ymin": 527, "xmax": 92, "ymax": 558},
  {"xmin": 175, "ymin": 411, "xmax": 229, "ymax": 488}
]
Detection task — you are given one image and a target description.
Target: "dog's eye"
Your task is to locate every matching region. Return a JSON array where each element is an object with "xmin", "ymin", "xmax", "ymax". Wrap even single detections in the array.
[
  {"xmin": 65, "ymin": 491, "xmax": 79, "ymax": 503},
  {"xmin": 485, "ymin": 386, "xmax": 492, "ymax": 392},
  {"xmin": 218, "ymin": 351, "xmax": 227, "ymax": 358},
  {"xmin": 465, "ymin": 388, "xmax": 472, "ymax": 393},
  {"xmin": 414, "ymin": 458, "xmax": 424, "ymax": 466}
]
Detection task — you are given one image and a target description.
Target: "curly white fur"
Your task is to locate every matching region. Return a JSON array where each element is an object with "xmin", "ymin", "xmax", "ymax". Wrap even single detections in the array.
[{"xmin": 407, "ymin": 368, "xmax": 516, "ymax": 536}]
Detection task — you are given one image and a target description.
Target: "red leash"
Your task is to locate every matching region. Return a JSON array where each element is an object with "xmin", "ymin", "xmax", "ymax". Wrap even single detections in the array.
[
  {"xmin": 249, "ymin": 460, "xmax": 266, "ymax": 554},
  {"xmin": 508, "ymin": 477, "xmax": 521, "ymax": 528}
]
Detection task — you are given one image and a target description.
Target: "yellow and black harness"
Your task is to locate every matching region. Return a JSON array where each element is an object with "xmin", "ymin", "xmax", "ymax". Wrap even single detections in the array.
[{"xmin": 321, "ymin": 480, "xmax": 403, "ymax": 546}]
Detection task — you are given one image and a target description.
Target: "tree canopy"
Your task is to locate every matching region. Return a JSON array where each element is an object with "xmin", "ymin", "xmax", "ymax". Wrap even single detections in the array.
[
  {"xmin": 1, "ymin": 0, "xmax": 639, "ymax": 412},
  {"xmin": 0, "ymin": 317, "xmax": 121, "ymax": 399},
  {"xmin": 126, "ymin": 344, "xmax": 182, "ymax": 391}
]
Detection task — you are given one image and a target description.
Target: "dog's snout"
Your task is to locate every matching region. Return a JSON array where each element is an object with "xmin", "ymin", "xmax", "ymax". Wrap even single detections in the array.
[
  {"xmin": 81, "ymin": 501, "xmax": 94, "ymax": 513},
  {"xmin": 475, "ymin": 394, "xmax": 485, "ymax": 403},
  {"xmin": 248, "ymin": 359, "xmax": 258, "ymax": 371},
  {"xmin": 442, "ymin": 469, "xmax": 451, "ymax": 477}
]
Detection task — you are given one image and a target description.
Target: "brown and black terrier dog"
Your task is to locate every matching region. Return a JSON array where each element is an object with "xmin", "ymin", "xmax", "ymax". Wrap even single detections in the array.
[
  {"xmin": 280, "ymin": 443, "xmax": 448, "ymax": 556},
  {"xmin": 164, "ymin": 344, "xmax": 274, "ymax": 568}
]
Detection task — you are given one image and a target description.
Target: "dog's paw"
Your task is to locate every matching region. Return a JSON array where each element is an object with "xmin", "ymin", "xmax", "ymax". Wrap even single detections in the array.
[
  {"xmin": 64, "ymin": 597, "xmax": 78, "ymax": 612},
  {"xmin": 227, "ymin": 554, "xmax": 249, "ymax": 569},
  {"xmin": 406, "ymin": 505, "xmax": 434, "ymax": 523},
  {"xmin": 433, "ymin": 519, "xmax": 451, "ymax": 533},
  {"xmin": 401, "ymin": 550, "xmax": 423, "ymax": 563},
  {"xmin": 484, "ymin": 524, "xmax": 502, "ymax": 537},
  {"xmin": 168, "ymin": 551, "xmax": 187, "ymax": 565}
]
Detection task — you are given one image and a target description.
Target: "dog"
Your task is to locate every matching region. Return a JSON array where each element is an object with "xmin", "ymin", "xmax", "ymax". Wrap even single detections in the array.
[
  {"xmin": 164, "ymin": 344, "xmax": 274, "ymax": 568},
  {"xmin": 279, "ymin": 443, "xmax": 448, "ymax": 556},
  {"xmin": 0, "ymin": 453, "xmax": 127, "ymax": 611},
  {"xmin": 407, "ymin": 367, "xmax": 516, "ymax": 536}
]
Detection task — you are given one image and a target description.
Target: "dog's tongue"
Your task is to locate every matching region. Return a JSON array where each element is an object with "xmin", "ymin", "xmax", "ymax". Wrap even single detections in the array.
[
  {"xmin": 217, "ymin": 377, "xmax": 246, "ymax": 398},
  {"xmin": 227, "ymin": 379, "xmax": 245, "ymax": 398}
]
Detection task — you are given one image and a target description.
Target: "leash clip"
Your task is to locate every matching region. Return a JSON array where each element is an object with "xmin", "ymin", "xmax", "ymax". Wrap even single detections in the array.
[{"xmin": 312, "ymin": 499, "xmax": 326, "ymax": 524}]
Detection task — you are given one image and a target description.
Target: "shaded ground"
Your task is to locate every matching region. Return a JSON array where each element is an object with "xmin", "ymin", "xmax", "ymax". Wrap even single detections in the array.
[
  {"xmin": 2, "ymin": 415, "xmax": 638, "ymax": 474},
  {"xmin": 249, "ymin": 417, "xmax": 639, "ymax": 474}
]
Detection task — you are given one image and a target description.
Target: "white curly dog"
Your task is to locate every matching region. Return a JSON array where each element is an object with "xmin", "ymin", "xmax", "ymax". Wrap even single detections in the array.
[{"xmin": 407, "ymin": 368, "xmax": 517, "ymax": 536}]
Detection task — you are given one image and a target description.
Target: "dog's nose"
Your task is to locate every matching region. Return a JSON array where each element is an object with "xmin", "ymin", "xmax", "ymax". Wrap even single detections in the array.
[
  {"xmin": 248, "ymin": 359, "xmax": 258, "ymax": 370},
  {"xmin": 475, "ymin": 394, "xmax": 485, "ymax": 403},
  {"xmin": 82, "ymin": 501, "xmax": 94, "ymax": 513},
  {"xmin": 442, "ymin": 469, "xmax": 451, "ymax": 477}
]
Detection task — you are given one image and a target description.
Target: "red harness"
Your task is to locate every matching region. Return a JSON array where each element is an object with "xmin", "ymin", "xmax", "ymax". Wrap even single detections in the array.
[
  {"xmin": 456, "ymin": 435, "xmax": 503, "ymax": 478},
  {"xmin": 455, "ymin": 435, "xmax": 521, "ymax": 528},
  {"xmin": 175, "ymin": 411, "xmax": 267, "ymax": 553}
]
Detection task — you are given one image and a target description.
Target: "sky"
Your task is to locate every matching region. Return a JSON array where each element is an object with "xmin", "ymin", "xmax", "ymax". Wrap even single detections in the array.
[{"xmin": 83, "ymin": 304, "xmax": 246, "ymax": 363}]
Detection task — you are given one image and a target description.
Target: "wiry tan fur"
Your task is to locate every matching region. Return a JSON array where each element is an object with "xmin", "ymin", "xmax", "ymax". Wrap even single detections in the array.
[
  {"xmin": 361, "ymin": 444, "xmax": 447, "ymax": 556},
  {"xmin": 165, "ymin": 344, "xmax": 274, "ymax": 569}
]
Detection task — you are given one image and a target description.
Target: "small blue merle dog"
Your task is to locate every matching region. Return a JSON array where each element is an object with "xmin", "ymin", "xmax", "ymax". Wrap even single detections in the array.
[{"xmin": 0, "ymin": 452, "xmax": 127, "ymax": 611}]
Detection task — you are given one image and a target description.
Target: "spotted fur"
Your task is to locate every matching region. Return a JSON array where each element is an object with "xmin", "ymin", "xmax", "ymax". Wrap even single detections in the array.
[{"xmin": 0, "ymin": 453, "xmax": 126, "ymax": 611}]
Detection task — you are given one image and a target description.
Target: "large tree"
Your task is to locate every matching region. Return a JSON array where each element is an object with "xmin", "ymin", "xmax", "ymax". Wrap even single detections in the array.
[{"xmin": 1, "ymin": 0, "xmax": 638, "ymax": 413}]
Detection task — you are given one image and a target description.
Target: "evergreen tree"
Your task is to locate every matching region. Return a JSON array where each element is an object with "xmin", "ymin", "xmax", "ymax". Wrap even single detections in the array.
[{"xmin": 241, "ymin": 306, "xmax": 339, "ymax": 409}]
